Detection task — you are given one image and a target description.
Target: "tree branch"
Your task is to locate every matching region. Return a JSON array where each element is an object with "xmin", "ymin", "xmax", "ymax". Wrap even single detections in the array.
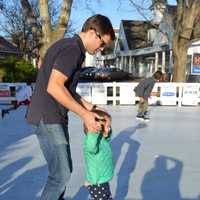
[
  {"xmin": 54, "ymin": 0, "xmax": 73, "ymax": 38},
  {"xmin": 20, "ymin": 0, "xmax": 38, "ymax": 36}
]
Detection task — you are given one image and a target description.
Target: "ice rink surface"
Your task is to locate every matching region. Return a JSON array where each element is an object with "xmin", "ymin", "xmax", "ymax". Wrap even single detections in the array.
[{"xmin": 0, "ymin": 105, "xmax": 200, "ymax": 200}]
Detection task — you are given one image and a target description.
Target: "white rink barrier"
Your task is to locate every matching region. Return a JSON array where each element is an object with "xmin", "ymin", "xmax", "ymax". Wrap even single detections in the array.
[
  {"xmin": 1, "ymin": 82, "xmax": 199, "ymax": 106},
  {"xmin": 77, "ymin": 82, "xmax": 200, "ymax": 106},
  {"xmin": 0, "ymin": 83, "xmax": 32, "ymax": 104}
]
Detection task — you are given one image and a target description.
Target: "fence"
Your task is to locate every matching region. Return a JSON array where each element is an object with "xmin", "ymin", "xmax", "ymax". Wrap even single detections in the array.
[
  {"xmin": 77, "ymin": 82, "xmax": 200, "ymax": 107},
  {"xmin": 0, "ymin": 83, "xmax": 32, "ymax": 104},
  {"xmin": 1, "ymin": 82, "xmax": 200, "ymax": 106}
]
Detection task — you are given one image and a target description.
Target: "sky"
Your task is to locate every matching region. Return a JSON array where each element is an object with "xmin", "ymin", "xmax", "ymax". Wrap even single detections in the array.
[
  {"xmin": 0, "ymin": 0, "xmax": 177, "ymax": 36},
  {"xmin": 70, "ymin": 0, "xmax": 177, "ymax": 32}
]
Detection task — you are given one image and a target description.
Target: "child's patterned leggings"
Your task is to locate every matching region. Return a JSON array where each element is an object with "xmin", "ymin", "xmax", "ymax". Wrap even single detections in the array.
[{"xmin": 87, "ymin": 182, "xmax": 112, "ymax": 200}]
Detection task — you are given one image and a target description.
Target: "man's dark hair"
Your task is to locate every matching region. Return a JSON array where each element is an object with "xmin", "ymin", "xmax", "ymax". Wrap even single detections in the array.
[
  {"xmin": 153, "ymin": 70, "xmax": 163, "ymax": 80},
  {"xmin": 81, "ymin": 14, "xmax": 115, "ymax": 41}
]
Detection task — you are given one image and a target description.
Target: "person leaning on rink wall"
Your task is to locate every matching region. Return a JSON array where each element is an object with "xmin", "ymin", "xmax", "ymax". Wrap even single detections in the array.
[{"xmin": 134, "ymin": 71, "xmax": 163, "ymax": 121}]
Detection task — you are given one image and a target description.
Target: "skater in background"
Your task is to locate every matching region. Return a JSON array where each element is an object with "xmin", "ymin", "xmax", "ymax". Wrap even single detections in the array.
[
  {"xmin": 83, "ymin": 109, "xmax": 113, "ymax": 200},
  {"xmin": 1, "ymin": 84, "xmax": 32, "ymax": 118},
  {"xmin": 134, "ymin": 70, "xmax": 163, "ymax": 121}
]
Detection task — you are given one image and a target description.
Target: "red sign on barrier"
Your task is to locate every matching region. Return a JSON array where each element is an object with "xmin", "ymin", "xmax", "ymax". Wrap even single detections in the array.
[{"xmin": 0, "ymin": 90, "xmax": 10, "ymax": 97}]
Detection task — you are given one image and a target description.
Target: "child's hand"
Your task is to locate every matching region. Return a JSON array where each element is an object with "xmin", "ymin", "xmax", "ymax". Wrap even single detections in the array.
[{"xmin": 83, "ymin": 111, "xmax": 103, "ymax": 133}]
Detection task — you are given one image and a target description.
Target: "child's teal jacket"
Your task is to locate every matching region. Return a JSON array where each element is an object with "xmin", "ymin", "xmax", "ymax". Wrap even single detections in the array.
[{"xmin": 83, "ymin": 129, "xmax": 113, "ymax": 185}]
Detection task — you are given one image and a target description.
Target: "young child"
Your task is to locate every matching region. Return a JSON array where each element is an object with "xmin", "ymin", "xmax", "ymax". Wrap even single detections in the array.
[
  {"xmin": 83, "ymin": 109, "xmax": 113, "ymax": 200},
  {"xmin": 134, "ymin": 70, "xmax": 163, "ymax": 121}
]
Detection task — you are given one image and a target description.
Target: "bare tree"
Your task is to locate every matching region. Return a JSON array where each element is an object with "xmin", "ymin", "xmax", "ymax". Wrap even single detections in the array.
[
  {"xmin": 0, "ymin": 0, "xmax": 43, "ymax": 59},
  {"xmin": 20, "ymin": 0, "xmax": 73, "ymax": 58},
  {"xmin": 0, "ymin": 0, "xmax": 74, "ymax": 59},
  {"xmin": 172, "ymin": 0, "xmax": 200, "ymax": 82}
]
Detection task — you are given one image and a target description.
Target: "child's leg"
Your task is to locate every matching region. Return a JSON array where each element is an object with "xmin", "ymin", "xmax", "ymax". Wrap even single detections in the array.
[
  {"xmin": 143, "ymin": 100, "xmax": 150, "ymax": 120},
  {"xmin": 137, "ymin": 101, "xmax": 143, "ymax": 113},
  {"xmin": 136, "ymin": 100, "xmax": 145, "ymax": 119},
  {"xmin": 86, "ymin": 182, "xmax": 112, "ymax": 200}
]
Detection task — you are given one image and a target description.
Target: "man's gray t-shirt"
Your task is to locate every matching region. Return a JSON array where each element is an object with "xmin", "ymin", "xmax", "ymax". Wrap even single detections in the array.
[{"xmin": 26, "ymin": 34, "xmax": 85, "ymax": 125}]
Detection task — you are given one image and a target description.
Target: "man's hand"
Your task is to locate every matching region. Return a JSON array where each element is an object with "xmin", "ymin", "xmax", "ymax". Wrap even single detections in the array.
[{"xmin": 83, "ymin": 111, "xmax": 103, "ymax": 133}]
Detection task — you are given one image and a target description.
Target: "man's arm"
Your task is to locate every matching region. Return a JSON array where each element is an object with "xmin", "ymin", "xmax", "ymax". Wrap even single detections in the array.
[
  {"xmin": 79, "ymin": 96, "xmax": 94, "ymax": 111},
  {"xmin": 47, "ymin": 69, "xmax": 100, "ymax": 132}
]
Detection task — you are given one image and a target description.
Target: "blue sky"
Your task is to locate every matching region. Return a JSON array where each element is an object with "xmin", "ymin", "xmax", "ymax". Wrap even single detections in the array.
[{"xmin": 70, "ymin": 0, "xmax": 177, "ymax": 32}]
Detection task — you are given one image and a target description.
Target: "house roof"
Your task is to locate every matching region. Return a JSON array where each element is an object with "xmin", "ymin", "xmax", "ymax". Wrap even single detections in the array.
[
  {"xmin": 0, "ymin": 36, "xmax": 21, "ymax": 54},
  {"xmin": 121, "ymin": 20, "xmax": 156, "ymax": 50}
]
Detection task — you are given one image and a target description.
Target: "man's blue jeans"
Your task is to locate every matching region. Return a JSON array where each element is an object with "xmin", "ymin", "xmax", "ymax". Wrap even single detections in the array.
[{"xmin": 33, "ymin": 120, "xmax": 72, "ymax": 200}]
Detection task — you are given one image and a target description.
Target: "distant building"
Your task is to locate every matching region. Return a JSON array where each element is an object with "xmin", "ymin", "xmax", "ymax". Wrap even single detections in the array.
[
  {"xmin": 0, "ymin": 36, "xmax": 23, "ymax": 59},
  {"xmin": 97, "ymin": 0, "xmax": 200, "ymax": 80}
]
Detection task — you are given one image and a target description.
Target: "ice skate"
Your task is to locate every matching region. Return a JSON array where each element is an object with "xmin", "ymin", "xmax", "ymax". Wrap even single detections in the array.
[
  {"xmin": 143, "ymin": 111, "xmax": 150, "ymax": 122},
  {"xmin": 136, "ymin": 112, "xmax": 144, "ymax": 121}
]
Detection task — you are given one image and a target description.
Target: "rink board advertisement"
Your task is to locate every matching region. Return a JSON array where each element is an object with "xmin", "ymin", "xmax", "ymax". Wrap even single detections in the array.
[
  {"xmin": 0, "ymin": 83, "xmax": 16, "ymax": 103},
  {"xmin": 191, "ymin": 53, "xmax": 200, "ymax": 75},
  {"xmin": 0, "ymin": 84, "xmax": 10, "ymax": 97},
  {"xmin": 182, "ymin": 83, "xmax": 199, "ymax": 105},
  {"xmin": 159, "ymin": 83, "xmax": 177, "ymax": 105},
  {"xmin": 0, "ymin": 83, "xmax": 30, "ymax": 104}
]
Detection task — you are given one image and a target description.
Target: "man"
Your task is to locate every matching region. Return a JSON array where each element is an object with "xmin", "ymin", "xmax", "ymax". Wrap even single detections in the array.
[
  {"xmin": 134, "ymin": 70, "xmax": 163, "ymax": 121},
  {"xmin": 26, "ymin": 14, "xmax": 115, "ymax": 200}
]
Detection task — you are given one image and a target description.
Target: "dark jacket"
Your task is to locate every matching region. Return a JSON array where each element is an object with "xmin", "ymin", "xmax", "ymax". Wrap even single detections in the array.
[{"xmin": 134, "ymin": 77, "xmax": 156, "ymax": 100}]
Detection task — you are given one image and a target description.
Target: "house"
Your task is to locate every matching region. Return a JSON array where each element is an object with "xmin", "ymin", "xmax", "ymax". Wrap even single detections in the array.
[
  {"xmin": 97, "ymin": 0, "xmax": 200, "ymax": 80},
  {"xmin": 0, "ymin": 36, "xmax": 23, "ymax": 59},
  {"xmin": 108, "ymin": 0, "xmax": 175, "ymax": 78}
]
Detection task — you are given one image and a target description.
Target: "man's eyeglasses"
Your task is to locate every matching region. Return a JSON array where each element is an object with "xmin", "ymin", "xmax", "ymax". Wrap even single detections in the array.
[{"xmin": 92, "ymin": 29, "xmax": 106, "ymax": 48}]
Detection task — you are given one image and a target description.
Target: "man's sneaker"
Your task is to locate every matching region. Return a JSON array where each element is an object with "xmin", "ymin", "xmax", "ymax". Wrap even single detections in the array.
[
  {"xmin": 136, "ymin": 112, "xmax": 144, "ymax": 121},
  {"xmin": 143, "ymin": 111, "xmax": 150, "ymax": 121}
]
